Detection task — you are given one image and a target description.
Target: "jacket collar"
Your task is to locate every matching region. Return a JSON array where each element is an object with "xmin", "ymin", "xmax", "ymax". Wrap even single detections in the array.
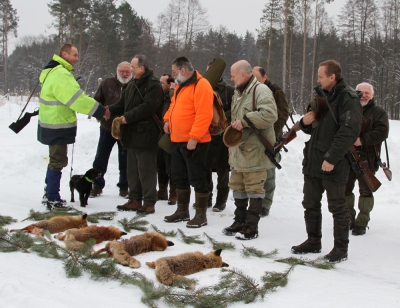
[
  {"xmin": 134, "ymin": 68, "xmax": 153, "ymax": 86},
  {"xmin": 236, "ymin": 75, "xmax": 255, "ymax": 94},
  {"xmin": 47, "ymin": 54, "xmax": 74, "ymax": 72}
]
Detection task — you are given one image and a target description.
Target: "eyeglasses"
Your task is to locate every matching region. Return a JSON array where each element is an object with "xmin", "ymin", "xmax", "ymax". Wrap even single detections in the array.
[{"xmin": 118, "ymin": 70, "xmax": 131, "ymax": 74}]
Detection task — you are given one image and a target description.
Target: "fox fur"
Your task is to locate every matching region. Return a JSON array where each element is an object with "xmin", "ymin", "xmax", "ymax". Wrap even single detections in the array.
[
  {"xmin": 56, "ymin": 225, "xmax": 127, "ymax": 250},
  {"xmin": 146, "ymin": 249, "xmax": 229, "ymax": 289},
  {"xmin": 10, "ymin": 214, "xmax": 88, "ymax": 236},
  {"xmin": 94, "ymin": 231, "xmax": 174, "ymax": 268}
]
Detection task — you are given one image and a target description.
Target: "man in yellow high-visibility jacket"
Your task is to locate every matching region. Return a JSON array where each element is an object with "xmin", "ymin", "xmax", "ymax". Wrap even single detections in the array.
[{"xmin": 38, "ymin": 43, "xmax": 110, "ymax": 209}]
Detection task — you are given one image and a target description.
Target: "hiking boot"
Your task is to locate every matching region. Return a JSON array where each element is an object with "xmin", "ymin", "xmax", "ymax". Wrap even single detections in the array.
[
  {"xmin": 136, "ymin": 204, "xmax": 155, "ymax": 214},
  {"xmin": 168, "ymin": 183, "xmax": 177, "ymax": 205},
  {"xmin": 352, "ymin": 225, "xmax": 366, "ymax": 236},
  {"xmin": 260, "ymin": 208, "xmax": 269, "ymax": 217},
  {"xmin": 164, "ymin": 189, "xmax": 191, "ymax": 222},
  {"xmin": 90, "ymin": 184, "xmax": 103, "ymax": 198},
  {"xmin": 212, "ymin": 203, "xmax": 226, "ymax": 212},
  {"xmin": 116, "ymin": 199, "xmax": 142, "ymax": 212},
  {"xmin": 119, "ymin": 188, "xmax": 129, "ymax": 198},
  {"xmin": 291, "ymin": 239, "xmax": 322, "ymax": 254},
  {"xmin": 235, "ymin": 226, "xmax": 259, "ymax": 240},
  {"xmin": 222, "ymin": 221, "xmax": 244, "ymax": 236},
  {"xmin": 187, "ymin": 192, "xmax": 209, "ymax": 228},
  {"xmin": 324, "ymin": 220, "xmax": 349, "ymax": 263},
  {"xmin": 157, "ymin": 183, "xmax": 168, "ymax": 201},
  {"xmin": 46, "ymin": 200, "xmax": 69, "ymax": 211}
]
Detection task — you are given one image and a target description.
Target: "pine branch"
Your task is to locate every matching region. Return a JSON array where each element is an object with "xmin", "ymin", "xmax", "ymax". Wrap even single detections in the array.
[
  {"xmin": 203, "ymin": 232, "xmax": 235, "ymax": 250},
  {"xmin": 177, "ymin": 229, "xmax": 205, "ymax": 244},
  {"xmin": 240, "ymin": 244, "xmax": 278, "ymax": 258},
  {"xmin": 86, "ymin": 211, "xmax": 117, "ymax": 223},
  {"xmin": 151, "ymin": 224, "xmax": 177, "ymax": 237},
  {"xmin": 118, "ymin": 215, "xmax": 149, "ymax": 232},
  {"xmin": 0, "ymin": 214, "xmax": 17, "ymax": 227},
  {"xmin": 275, "ymin": 256, "xmax": 335, "ymax": 270},
  {"xmin": 0, "ymin": 228, "xmax": 33, "ymax": 253},
  {"xmin": 21, "ymin": 208, "xmax": 117, "ymax": 223},
  {"xmin": 260, "ymin": 265, "xmax": 294, "ymax": 291}
]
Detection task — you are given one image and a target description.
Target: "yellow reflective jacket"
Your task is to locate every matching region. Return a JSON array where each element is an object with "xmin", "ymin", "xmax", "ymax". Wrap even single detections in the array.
[{"xmin": 38, "ymin": 54, "xmax": 105, "ymax": 145}]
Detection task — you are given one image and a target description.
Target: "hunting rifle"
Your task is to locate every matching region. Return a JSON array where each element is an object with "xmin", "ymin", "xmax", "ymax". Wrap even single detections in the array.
[
  {"xmin": 242, "ymin": 114, "xmax": 282, "ymax": 169},
  {"xmin": 349, "ymin": 145, "xmax": 381, "ymax": 192},
  {"xmin": 274, "ymin": 121, "xmax": 300, "ymax": 154}
]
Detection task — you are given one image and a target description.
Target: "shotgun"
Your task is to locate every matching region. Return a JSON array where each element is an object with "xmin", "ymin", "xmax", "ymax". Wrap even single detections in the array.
[
  {"xmin": 274, "ymin": 121, "xmax": 300, "ymax": 154},
  {"xmin": 349, "ymin": 145, "xmax": 381, "ymax": 192}
]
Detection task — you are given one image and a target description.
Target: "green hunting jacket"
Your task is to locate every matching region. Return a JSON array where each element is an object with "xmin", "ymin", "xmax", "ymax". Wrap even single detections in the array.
[
  {"xmin": 229, "ymin": 76, "xmax": 278, "ymax": 172},
  {"xmin": 108, "ymin": 69, "xmax": 163, "ymax": 149},
  {"xmin": 300, "ymin": 79, "xmax": 362, "ymax": 183}
]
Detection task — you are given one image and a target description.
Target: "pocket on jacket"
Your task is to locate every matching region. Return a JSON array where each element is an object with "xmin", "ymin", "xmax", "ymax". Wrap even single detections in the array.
[{"xmin": 133, "ymin": 121, "xmax": 152, "ymax": 133}]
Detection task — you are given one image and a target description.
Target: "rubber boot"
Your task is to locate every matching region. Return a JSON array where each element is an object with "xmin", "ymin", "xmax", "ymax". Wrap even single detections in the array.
[
  {"xmin": 222, "ymin": 198, "xmax": 248, "ymax": 236},
  {"xmin": 325, "ymin": 219, "xmax": 350, "ymax": 262},
  {"xmin": 164, "ymin": 189, "xmax": 191, "ymax": 222},
  {"xmin": 355, "ymin": 196, "xmax": 374, "ymax": 228},
  {"xmin": 186, "ymin": 192, "xmax": 209, "ymax": 228},
  {"xmin": 168, "ymin": 182, "xmax": 177, "ymax": 205},
  {"xmin": 345, "ymin": 193, "xmax": 356, "ymax": 229},
  {"xmin": 236, "ymin": 198, "xmax": 262, "ymax": 240},
  {"xmin": 291, "ymin": 216, "xmax": 322, "ymax": 254}
]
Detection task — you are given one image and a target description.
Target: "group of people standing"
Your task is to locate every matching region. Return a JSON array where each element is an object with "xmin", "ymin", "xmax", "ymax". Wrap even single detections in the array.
[{"xmin": 38, "ymin": 43, "xmax": 389, "ymax": 263}]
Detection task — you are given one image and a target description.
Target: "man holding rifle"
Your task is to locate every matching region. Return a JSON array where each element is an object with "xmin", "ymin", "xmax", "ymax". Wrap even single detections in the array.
[
  {"xmin": 345, "ymin": 82, "xmax": 389, "ymax": 236},
  {"xmin": 222, "ymin": 60, "xmax": 277, "ymax": 240},
  {"xmin": 291, "ymin": 60, "xmax": 362, "ymax": 262}
]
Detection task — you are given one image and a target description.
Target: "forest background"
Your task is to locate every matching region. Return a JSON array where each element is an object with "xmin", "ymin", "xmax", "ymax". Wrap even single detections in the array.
[{"xmin": 1, "ymin": 0, "xmax": 399, "ymax": 119}]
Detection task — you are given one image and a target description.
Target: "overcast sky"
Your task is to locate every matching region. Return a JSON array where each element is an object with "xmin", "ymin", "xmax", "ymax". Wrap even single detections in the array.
[{"xmin": 8, "ymin": 0, "xmax": 345, "ymax": 52}]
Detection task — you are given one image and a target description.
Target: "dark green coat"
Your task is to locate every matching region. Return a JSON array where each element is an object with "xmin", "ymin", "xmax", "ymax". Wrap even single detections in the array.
[
  {"xmin": 206, "ymin": 79, "xmax": 235, "ymax": 169},
  {"xmin": 109, "ymin": 69, "xmax": 163, "ymax": 149},
  {"xmin": 358, "ymin": 98, "xmax": 389, "ymax": 172},
  {"xmin": 300, "ymin": 79, "xmax": 362, "ymax": 183}
]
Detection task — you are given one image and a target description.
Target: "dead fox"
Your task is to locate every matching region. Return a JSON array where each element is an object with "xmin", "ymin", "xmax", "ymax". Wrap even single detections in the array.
[
  {"xmin": 94, "ymin": 231, "xmax": 174, "ymax": 268},
  {"xmin": 10, "ymin": 214, "xmax": 88, "ymax": 236},
  {"xmin": 146, "ymin": 249, "xmax": 229, "ymax": 289},
  {"xmin": 56, "ymin": 225, "xmax": 127, "ymax": 250}
]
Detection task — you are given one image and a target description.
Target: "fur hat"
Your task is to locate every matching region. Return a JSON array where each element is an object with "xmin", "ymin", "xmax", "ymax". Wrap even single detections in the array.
[
  {"xmin": 223, "ymin": 124, "xmax": 243, "ymax": 148},
  {"xmin": 307, "ymin": 97, "xmax": 328, "ymax": 128},
  {"xmin": 111, "ymin": 117, "xmax": 123, "ymax": 140}
]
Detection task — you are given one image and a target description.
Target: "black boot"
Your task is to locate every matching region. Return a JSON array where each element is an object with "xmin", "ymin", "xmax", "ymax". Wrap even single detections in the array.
[
  {"xmin": 236, "ymin": 198, "xmax": 262, "ymax": 240},
  {"xmin": 222, "ymin": 198, "xmax": 248, "ymax": 236},
  {"xmin": 325, "ymin": 220, "xmax": 349, "ymax": 263},
  {"xmin": 291, "ymin": 216, "xmax": 322, "ymax": 254},
  {"xmin": 164, "ymin": 189, "xmax": 191, "ymax": 222},
  {"xmin": 187, "ymin": 192, "xmax": 209, "ymax": 228}
]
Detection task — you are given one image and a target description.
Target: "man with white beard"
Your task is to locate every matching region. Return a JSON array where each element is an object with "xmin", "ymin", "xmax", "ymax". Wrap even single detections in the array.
[{"xmin": 90, "ymin": 61, "xmax": 133, "ymax": 198}]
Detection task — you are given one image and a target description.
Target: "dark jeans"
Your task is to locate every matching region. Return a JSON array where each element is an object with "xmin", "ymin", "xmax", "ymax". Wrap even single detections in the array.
[
  {"xmin": 206, "ymin": 166, "xmax": 230, "ymax": 203},
  {"xmin": 92, "ymin": 129, "xmax": 128, "ymax": 190},
  {"xmin": 302, "ymin": 175, "xmax": 350, "ymax": 221},
  {"xmin": 170, "ymin": 142, "xmax": 209, "ymax": 193},
  {"xmin": 127, "ymin": 147, "xmax": 158, "ymax": 205}
]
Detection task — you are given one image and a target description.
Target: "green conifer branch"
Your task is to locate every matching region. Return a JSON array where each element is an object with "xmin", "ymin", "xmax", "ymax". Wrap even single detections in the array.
[
  {"xmin": 0, "ymin": 228, "xmax": 33, "ymax": 253},
  {"xmin": 240, "ymin": 244, "xmax": 278, "ymax": 258},
  {"xmin": 22, "ymin": 208, "xmax": 116, "ymax": 223},
  {"xmin": 0, "ymin": 214, "xmax": 17, "ymax": 227},
  {"xmin": 275, "ymin": 256, "xmax": 335, "ymax": 270},
  {"xmin": 118, "ymin": 215, "xmax": 149, "ymax": 232},
  {"xmin": 203, "ymin": 232, "xmax": 235, "ymax": 250},
  {"xmin": 177, "ymin": 229, "xmax": 205, "ymax": 244},
  {"xmin": 151, "ymin": 224, "xmax": 177, "ymax": 237}
]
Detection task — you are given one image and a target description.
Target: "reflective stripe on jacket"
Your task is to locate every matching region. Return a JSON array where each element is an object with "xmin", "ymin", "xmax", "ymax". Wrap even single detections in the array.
[{"xmin": 38, "ymin": 54, "xmax": 105, "ymax": 145}]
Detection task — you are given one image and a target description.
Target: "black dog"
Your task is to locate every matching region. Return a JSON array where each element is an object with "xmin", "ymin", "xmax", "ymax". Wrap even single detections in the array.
[{"xmin": 70, "ymin": 168, "xmax": 101, "ymax": 207}]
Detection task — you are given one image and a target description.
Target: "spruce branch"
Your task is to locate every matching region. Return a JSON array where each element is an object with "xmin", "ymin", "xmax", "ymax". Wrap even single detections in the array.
[
  {"xmin": 177, "ymin": 229, "xmax": 205, "ymax": 244},
  {"xmin": 0, "ymin": 214, "xmax": 17, "ymax": 227},
  {"xmin": 0, "ymin": 228, "xmax": 32, "ymax": 253},
  {"xmin": 260, "ymin": 264, "xmax": 294, "ymax": 290},
  {"xmin": 118, "ymin": 215, "xmax": 149, "ymax": 232},
  {"xmin": 151, "ymin": 224, "xmax": 177, "ymax": 237},
  {"xmin": 22, "ymin": 208, "xmax": 116, "ymax": 223},
  {"xmin": 240, "ymin": 244, "xmax": 278, "ymax": 258},
  {"xmin": 203, "ymin": 232, "xmax": 235, "ymax": 250},
  {"xmin": 275, "ymin": 256, "xmax": 335, "ymax": 270}
]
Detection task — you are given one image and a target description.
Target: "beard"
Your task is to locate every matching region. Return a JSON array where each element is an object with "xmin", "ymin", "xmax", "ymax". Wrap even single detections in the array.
[
  {"xmin": 117, "ymin": 74, "xmax": 133, "ymax": 84},
  {"xmin": 175, "ymin": 71, "xmax": 187, "ymax": 84},
  {"xmin": 360, "ymin": 98, "xmax": 370, "ymax": 106}
]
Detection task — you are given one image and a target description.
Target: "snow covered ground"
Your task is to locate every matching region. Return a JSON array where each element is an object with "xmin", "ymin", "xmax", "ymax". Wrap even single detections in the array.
[{"xmin": 0, "ymin": 97, "xmax": 399, "ymax": 307}]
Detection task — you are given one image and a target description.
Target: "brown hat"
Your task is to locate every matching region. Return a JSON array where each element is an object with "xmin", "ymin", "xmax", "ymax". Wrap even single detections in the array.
[
  {"xmin": 223, "ymin": 124, "xmax": 243, "ymax": 148},
  {"xmin": 111, "ymin": 117, "xmax": 123, "ymax": 140}
]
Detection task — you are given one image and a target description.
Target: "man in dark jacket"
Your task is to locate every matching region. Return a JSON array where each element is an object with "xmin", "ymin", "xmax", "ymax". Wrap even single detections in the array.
[
  {"xmin": 253, "ymin": 66, "xmax": 290, "ymax": 217},
  {"xmin": 203, "ymin": 60, "xmax": 234, "ymax": 212},
  {"xmin": 90, "ymin": 62, "xmax": 132, "ymax": 198},
  {"xmin": 291, "ymin": 60, "xmax": 362, "ymax": 262},
  {"xmin": 157, "ymin": 74, "xmax": 176, "ymax": 205},
  {"xmin": 345, "ymin": 82, "xmax": 389, "ymax": 236},
  {"xmin": 109, "ymin": 54, "xmax": 164, "ymax": 214}
]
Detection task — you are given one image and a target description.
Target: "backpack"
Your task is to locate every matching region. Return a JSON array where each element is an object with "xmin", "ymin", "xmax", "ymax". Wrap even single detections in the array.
[{"xmin": 209, "ymin": 91, "xmax": 228, "ymax": 135}]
